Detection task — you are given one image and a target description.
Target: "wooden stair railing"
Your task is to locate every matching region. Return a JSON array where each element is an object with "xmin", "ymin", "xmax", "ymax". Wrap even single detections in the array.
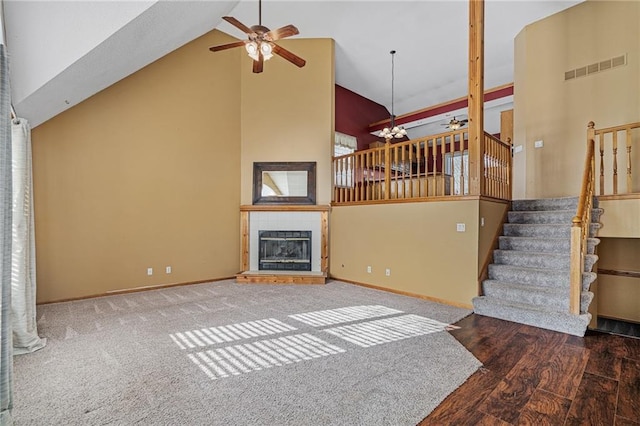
[
  {"xmin": 570, "ymin": 122, "xmax": 596, "ymax": 314},
  {"xmin": 594, "ymin": 120, "xmax": 640, "ymax": 196},
  {"xmin": 482, "ymin": 133, "xmax": 512, "ymax": 200}
]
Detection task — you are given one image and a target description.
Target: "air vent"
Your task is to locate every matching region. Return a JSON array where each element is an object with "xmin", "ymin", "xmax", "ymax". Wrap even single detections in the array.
[
  {"xmin": 565, "ymin": 54, "xmax": 627, "ymax": 81},
  {"xmin": 612, "ymin": 55, "xmax": 626, "ymax": 67}
]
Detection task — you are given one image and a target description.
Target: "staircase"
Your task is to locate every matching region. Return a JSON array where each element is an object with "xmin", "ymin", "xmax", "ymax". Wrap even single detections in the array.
[{"xmin": 473, "ymin": 197, "xmax": 603, "ymax": 336}]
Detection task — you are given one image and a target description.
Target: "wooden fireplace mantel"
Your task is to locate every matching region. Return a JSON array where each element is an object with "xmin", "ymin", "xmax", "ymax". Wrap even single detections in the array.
[{"xmin": 237, "ymin": 205, "xmax": 330, "ymax": 284}]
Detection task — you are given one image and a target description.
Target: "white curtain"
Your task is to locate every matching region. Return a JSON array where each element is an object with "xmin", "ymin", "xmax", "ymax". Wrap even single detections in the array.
[
  {"xmin": 0, "ymin": 42, "xmax": 14, "ymax": 426},
  {"xmin": 11, "ymin": 119, "xmax": 45, "ymax": 355},
  {"xmin": 335, "ymin": 132, "xmax": 357, "ymax": 151}
]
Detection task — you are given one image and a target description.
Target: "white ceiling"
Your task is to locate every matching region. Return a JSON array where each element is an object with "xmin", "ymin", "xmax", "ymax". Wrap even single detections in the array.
[{"xmin": 3, "ymin": 0, "xmax": 582, "ymax": 131}]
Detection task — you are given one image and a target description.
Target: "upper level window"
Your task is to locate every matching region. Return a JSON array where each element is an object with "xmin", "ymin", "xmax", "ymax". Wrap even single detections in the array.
[
  {"xmin": 334, "ymin": 132, "xmax": 357, "ymax": 188},
  {"xmin": 334, "ymin": 132, "xmax": 357, "ymax": 157}
]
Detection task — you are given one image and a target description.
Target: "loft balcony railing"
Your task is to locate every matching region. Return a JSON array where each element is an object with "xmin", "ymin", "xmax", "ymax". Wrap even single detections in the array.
[{"xmin": 332, "ymin": 129, "xmax": 511, "ymax": 204}]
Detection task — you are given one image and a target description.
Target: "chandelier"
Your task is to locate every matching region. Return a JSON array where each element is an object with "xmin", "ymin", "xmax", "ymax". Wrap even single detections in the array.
[{"xmin": 380, "ymin": 50, "xmax": 407, "ymax": 141}]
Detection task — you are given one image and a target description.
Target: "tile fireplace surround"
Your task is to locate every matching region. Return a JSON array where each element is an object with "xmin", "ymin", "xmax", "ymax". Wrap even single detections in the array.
[{"xmin": 237, "ymin": 205, "xmax": 330, "ymax": 284}]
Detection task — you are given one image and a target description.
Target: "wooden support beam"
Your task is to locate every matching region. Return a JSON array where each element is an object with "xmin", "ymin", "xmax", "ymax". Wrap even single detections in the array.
[{"xmin": 468, "ymin": 0, "xmax": 485, "ymax": 195}]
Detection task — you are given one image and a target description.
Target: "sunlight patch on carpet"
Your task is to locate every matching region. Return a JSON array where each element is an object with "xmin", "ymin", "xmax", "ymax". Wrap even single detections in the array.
[
  {"xmin": 323, "ymin": 314, "xmax": 451, "ymax": 348},
  {"xmin": 288, "ymin": 305, "xmax": 403, "ymax": 327},
  {"xmin": 187, "ymin": 333, "xmax": 346, "ymax": 379},
  {"xmin": 169, "ymin": 318, "xmax": 297, "ymax": 350},
  {"xmin": 171, "ymin": 305, "xmax": 463, "ymax": 381}
]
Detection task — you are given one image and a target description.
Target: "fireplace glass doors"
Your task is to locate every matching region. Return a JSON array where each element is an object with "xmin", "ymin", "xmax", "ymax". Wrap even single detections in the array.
[{"xmin": 258, "ymin": 231, "xmax": 312, "ymax": 271}]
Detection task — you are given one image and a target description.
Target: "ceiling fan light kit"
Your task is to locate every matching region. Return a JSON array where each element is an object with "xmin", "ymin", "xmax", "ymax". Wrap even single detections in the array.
[
  {"xmin": 245, "ymin": 41, "xmax": 259, "ymax": 61},
  {"xmin": 260, "ymin": 42, "xmax": 273, "ymax": 60},
  {"xmin": 444, "ymin": 116, "xmax": 469, "ymax": 130},
  {"xmin": 209, "ymin": 0, "xmax": 306, "ymax": 73}
]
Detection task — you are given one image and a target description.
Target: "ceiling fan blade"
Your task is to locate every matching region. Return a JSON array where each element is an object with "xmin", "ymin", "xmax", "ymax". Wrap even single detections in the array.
[
  {"xmin": 209, "ymin": 41, "xmax": 246, "ymax": 52},
  {"xmin": 222, "ymin": 16, "xmax": 254, "ymax": 35},
  {"xmin": 253, "ymin": 54, "xmax": 264, "ymax": 73},
  {"xmin": 461, "ymin": 120, "xmax": 469, "ymax": 124},
  {"xmin": 265, "ymin": 24, "xmax": 299, "ymax": 41},
  {"xmin": 272, "ymin": 44, "xmax": 306, "ymax": 68}
]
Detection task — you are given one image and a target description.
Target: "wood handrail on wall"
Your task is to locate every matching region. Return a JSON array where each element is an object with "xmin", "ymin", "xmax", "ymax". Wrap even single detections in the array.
[{"xmin": 332, "ymin": 130, "xmax": 511, "ymax": 205}]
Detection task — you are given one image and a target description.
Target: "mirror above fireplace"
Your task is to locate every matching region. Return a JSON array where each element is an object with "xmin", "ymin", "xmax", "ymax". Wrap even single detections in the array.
[{"xmin": 253, "ymin": 162, "xmax": 316, "ymax": 205}]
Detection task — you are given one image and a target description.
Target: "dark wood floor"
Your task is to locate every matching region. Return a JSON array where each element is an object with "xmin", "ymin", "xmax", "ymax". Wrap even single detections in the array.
[{"xmin": 420, "ymin": 314, "xmax": 640, "ymax": 425}]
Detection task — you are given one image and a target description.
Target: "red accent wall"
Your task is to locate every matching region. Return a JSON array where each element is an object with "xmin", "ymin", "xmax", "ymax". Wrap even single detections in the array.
[
  {"xmin": 369, "ymin": 85, "xmax": 514, "ymax": 132},
  {"xmin": 335, "ymin": 85, "xmax": 389, "ymax": 150}
]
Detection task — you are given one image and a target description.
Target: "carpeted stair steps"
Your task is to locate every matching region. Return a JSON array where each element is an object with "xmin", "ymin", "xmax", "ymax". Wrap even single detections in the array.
[{"xmin": 473, "ymin": 197, "xmax": 603, "ymax": 336}]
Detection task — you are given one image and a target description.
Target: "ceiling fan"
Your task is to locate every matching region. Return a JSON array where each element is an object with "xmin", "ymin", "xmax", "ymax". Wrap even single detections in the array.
[
  {"xmin": 443, "ymin": 116, "xmax": 469, "ymax": 130},
  {"xmin": 208, "ymin": 0, "xmax": 306, "ymax": 73}
]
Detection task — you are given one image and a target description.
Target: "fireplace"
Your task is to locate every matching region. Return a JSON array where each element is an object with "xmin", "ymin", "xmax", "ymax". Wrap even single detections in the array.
[{"xmin": 258, "ymin": 230, "xmax": 312, "ymax": 271}]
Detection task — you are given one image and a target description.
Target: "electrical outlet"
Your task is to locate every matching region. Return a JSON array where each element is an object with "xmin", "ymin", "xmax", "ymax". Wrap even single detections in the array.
[
  {"xmin": 481, "ymin": 217, "xmax": 485, "ymax": 227},
  {"xmin": 534, "ymin": 140, "xmax": 544, "ymax": 148},
  {"xmin": 367, "ymin": 266, "xmax": 372, "ymax": 273},
  {"xmin": 456, "ymin": 223, "xmax": 466, "ymax": 232},
  {"xmin": 147, "ymin": 267, "xmax": 153, "ymax": 276},
  {"xmin": 166, "ymin": 266, "xmax": 172, "ymax": 274},
  {"xmin": 385, "ymin": 268, "xmax": 391, "ymax": 276}
]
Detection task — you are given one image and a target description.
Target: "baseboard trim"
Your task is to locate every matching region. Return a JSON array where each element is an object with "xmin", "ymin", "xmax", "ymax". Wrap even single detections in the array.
[
  {"xmin": 37, "ymin": 277, "xmax": 235, "ymax": 305},
  {"xmin": 330, "ymin": 277, "xmax": 473, "ymax": 310},
  {"xmin": 597, "ymin": 314, "xmax": 640, "ymax": 325}
]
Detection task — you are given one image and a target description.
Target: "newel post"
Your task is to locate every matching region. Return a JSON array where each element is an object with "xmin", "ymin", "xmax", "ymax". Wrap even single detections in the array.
[
  {"xmin": 468, "ymin": 0, "xmax": 485, "ymax": 196},
  {"xmin": 587, "ymin": 121, "xmax": 604, "ymax": 195},
  {"xmin": 587, "ymin": 121, "xmax": 595, "ymax": 144},
  {"xmin": 569, "ymin": 217, "xmax": 582, "ymax": 315}
]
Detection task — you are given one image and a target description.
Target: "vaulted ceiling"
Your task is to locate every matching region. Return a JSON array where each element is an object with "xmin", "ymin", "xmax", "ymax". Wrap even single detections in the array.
[{"xmin": 3, "ymin": 0, "xmax": 582, "ymax": 131}]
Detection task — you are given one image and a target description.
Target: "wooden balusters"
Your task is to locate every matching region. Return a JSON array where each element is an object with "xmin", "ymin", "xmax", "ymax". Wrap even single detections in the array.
[
  {"xmin": 612, "ymin": 131, "xmax": 618, "ymax": 195},
  {"xmin": 627, "ymin": 128, "xmax": 632, "ymax": 193},
  {"xmin": 460, "ymin": 136, "xmax": 466, "ymax": 196},
  {"xmin": 480, "ymin": 132, "xmax": 511, "ymax": 199},
  {"xmin": 332, "ymin": 128, "xmax": 512, "ymax": 205},
  {"xmin": 599, "ymin": 133, "xmax": 605, "ymax": 196},
  {"xmin": 590, "ymin": 121, "xmax": 639, "ymax": 196}
]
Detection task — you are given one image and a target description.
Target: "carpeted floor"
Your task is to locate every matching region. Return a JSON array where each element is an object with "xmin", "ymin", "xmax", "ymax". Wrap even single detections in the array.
[{"xmin": 13, "ymin": 280, "xmax": 481, "ymax": 425}]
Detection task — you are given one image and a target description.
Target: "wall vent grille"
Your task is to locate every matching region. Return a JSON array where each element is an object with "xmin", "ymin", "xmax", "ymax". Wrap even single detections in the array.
[{"xmin": 565, "ymin": 54, "xmax": 627, "ymax": 81}]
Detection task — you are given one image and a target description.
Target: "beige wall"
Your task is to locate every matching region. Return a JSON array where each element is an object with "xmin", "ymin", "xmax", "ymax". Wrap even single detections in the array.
[
  {"xmin": 513, "ymin": 0, "xmax": 640, "ymax": 199},
  {"xmin": 240, "ymin": 39, "xmax": 334, "ymax": 205},
  {"xmin": 330, "ymin": 200, "xmax": 481, "ymax": 307},
  {"xmin": 32, "ymin": 33, "xmax": 336, "ymax": 303},
  {"xmin": 478, "ymin": 199, "xmax": 510, "ymax": 276},
  {"xmin": 32, "ymin": 30, "xmax": 244, "ymax": 302},
  {"xmin": 598, "ymin": 199, "xmax": 640, "ymax": 238},
  {"xmin": 597, "ymin": 238, "xmax": 640, "ymax": 322}
]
